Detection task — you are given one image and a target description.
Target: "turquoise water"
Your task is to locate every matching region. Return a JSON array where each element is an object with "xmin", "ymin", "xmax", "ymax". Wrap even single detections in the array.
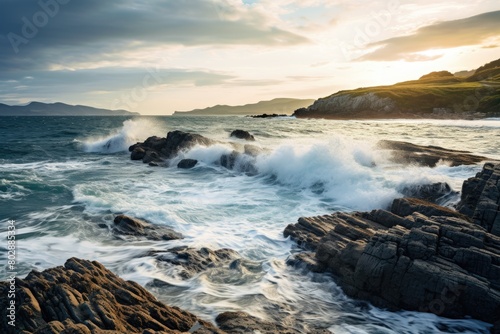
[{"xmin": 1, "ymin": 115, "xmax": 499, "ymax": 333}]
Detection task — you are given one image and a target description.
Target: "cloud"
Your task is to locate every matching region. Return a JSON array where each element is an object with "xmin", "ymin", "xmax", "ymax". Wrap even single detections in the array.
[
  {"xmin": 0, "ymin": 0, "xmax": 309, "ymax": 72},
  {"xmin": 358, "ymin": 10, "xmax": 500, "ymax": 61}
]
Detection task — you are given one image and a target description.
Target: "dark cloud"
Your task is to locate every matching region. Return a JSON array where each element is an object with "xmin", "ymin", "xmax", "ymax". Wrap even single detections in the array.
[
  {"xmin": 0, "ymin": 0, "xmax": 309, "ymax": 106},
  {"xmin": 0, "ymin": 0, "xmax": 308, "ymax": 71},
  {"xmin": 359, "ymin": 10, "xmax": 500, "ymax": 61}
]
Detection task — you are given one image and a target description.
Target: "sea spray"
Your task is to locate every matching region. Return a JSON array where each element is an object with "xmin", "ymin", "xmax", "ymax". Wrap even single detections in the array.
[{"xmin": 81, "ymin": 118, "xmax": 162, "ymax": 153}]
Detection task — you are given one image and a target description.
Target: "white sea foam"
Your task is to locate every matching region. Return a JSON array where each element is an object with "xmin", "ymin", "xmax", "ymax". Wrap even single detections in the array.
[{"xmin": 81, "ymin": 119, "xmax": 161, "ymax": 153}]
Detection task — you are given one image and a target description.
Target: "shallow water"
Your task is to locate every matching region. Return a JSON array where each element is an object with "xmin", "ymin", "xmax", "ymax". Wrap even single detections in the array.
[{"xmin": 1, "ymin": 115, "xmax": 499, "ymax": 333}]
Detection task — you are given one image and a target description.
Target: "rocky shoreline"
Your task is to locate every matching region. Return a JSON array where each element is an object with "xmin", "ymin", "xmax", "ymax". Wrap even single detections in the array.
[
  {"xmin": 286, "ymin": 163, "xmax": 500, "ymax": 332},
  {"xmin": 2, "ymin": 130, "xmax": 499, "ymax": 333}
]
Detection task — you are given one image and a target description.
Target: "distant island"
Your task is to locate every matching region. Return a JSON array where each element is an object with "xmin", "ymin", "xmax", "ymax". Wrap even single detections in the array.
[
  {"xmin": 294, "ymin": 58, "xmax": 500, "ymax": 119},
  {"xmin": 0, "ymin": 101, "xmax": 139, "ymax": 116},
  {"xmin": 173, "ymin": 98, "xmax": 315, "ymax": 116}
]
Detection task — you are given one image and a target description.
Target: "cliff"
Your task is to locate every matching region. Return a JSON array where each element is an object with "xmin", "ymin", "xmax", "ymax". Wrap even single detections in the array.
[{"xmin": 294, "ymin": 58, "xmax": 500, "ymax": 119}]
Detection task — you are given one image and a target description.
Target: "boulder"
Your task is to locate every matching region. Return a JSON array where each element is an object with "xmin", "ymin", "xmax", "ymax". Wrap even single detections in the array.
[
  {"xmin": 129, "ymin": 130, "xmax": 214, "ymax": 164},
  {"xmin": 285, "ymin": 192, "xmax": 500, "ymax": 324},
  {"xmin": 458, "ymin": 163, "xmax": 500, "ymax": 236},
  {"xmin": 113, "ymin": 214, "xmax": 182, "ymax": 241},
  {"xmin": 230, "ymin": 130, "xmax": 255, "ymax": 141},
  {"xmin": 0, "ymin": 258, "xmax": 222, "ymax": 334},
  {"xmin": 177, "ymin": 158, "xmax": 198, "ymax": 169}
]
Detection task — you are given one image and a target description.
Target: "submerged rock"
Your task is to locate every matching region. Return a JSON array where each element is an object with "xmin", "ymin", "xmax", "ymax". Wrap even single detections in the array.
[
  {"xmin": 178, "ymin": 158, "xmax": 198, "ymax": 169},
  {"xmin": 230, "ymin": 129, "xmax": 255, "ymax": 141},
  {"xmin": 216, "ymin": 311, "xmax": 330, "ymax": 334},
  {"xmin": 378, "ymin": 140, "xmax": 492, "ymax": 167},
  {"xmin": 285, "ymin": 165, "xmax": 500, "ymax": 325},
  {"xmin": 113, "ymin": 214, "xmax": 182, "ymax": 241},
  {"xmin": 458, "ymin": 163, "xmax": 500, "ymax": 236},
  {"xmin": 0, "ymin": 257, "xmax": 221, "ymax": 334},
  {"xmin": 152, "ymin": 246, "xmax": 241, "ymax": 279}
]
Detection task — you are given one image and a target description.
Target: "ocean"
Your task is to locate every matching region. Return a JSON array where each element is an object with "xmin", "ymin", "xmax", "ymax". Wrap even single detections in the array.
[{"xmin": 1, "ymin": 115, "xmax": 500, "ymax": 333}]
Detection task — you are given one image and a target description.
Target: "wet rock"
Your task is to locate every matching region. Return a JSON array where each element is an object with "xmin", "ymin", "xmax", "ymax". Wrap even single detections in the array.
[
  {"xmin": 391, "ymin": 198, "xmax": 468, "ymax": 220},
  {"xmin": 378, "ymin": 140, "xmax": 493, "ymax": 167},
  {"xmin": 129, "ymin": 130, "xmax": 214, "ymax": 164},
  {"xmin": 154, "ymin": 246, "xmax": 241, "ymax": 279},
  {"xmin": 0, "ymin": 258, "xmax": 222, "ymax": 334},
  {"xmin": 177, "ymin": 158, "xmax": 198, "ymax": 169},
  {"xmin": 399, "ymin": 182, "xmax": 456, "ymax": 204},
  {"xmin": 285, "ymin": 191, "xmax": 500, "ymax": 324},
  {"xmin": 458, "ymin": 163, "xmax": 500, "ymax": 236},
  {"xmin": 249, "ymin": 113, "xmax": 288, "ymax": 118},
  {"xmin": 216, "ymin": 311, "xmax": 330, "ymax": 334},
  {"xmin": 230, "ymin": 129, "xmax": 255, "ymax": 141},
  {"xmin": 220, "ymin": 151, "xmax": 239, "ymax": 169},
  {"xmin": 113, "ymin": 214, "xmax": 182, "ymax": 241},
  {"xmin": 243, "ymin": 144, "xmax": 263, "ymax": 157}
]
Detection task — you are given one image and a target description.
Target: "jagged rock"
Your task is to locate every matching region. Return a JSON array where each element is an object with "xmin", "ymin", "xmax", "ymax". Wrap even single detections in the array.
[
  {"xmin": 399, "ymin": 182, "xmax": 456, "ymax": 203},
  {"xmin": 458, "ymin": 163, "xmax": 500, "ymax": 236},
  {"xmin": 230, "ymin": 130, "xmax": 255, "ymax": 141},
  {"xmin": 378, "ymin": 140, "xmax": 492, "ymax": 167},
  {"xmin": 177, "ymin": 159, "xmax": 198, "ymax": 169},
  {"xmin": 391, "ymin": 198, "xmax": 468, "ymax": 220},
  {"xmin": 129, "ymin": 131, "xmax": 214, "ymax": 164},
  {"xmin": 153, "ymin": 246, "xmax": 241, "ymax": 279},
  {"xmin": 285, "ymin": 190, "xmax": 500, "ymax": 324},
  {"xmin": 216, "ymin": 312, "xmax": 330, "ymax": 334},
  {"xmin": 113, "ymin": 214, "xmax": 182, "ymax": 241},
  {"xmin": 0, "ymin": 258, "xmax": 222, "ymax": 334}
]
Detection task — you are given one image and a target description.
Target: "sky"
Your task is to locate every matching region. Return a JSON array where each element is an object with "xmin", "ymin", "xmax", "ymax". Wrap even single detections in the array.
[{"xmin": 0, "ymin": 0, "xmax": 499, "ymax": 115}]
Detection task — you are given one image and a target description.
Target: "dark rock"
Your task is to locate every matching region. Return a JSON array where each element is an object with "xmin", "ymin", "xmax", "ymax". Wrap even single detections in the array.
[
  {"xmin": 216, "ymin": 311, "xmax": 329, "ymax": 334},
  {"xmin": 285, "ymin": 191, "xmax": 500, "ymax": 324},
  {"xmin": 154, "ymin": 246, "xmax": 241, "ymax": 279},
  {"xmin": 230, "ymin": 129, "xmax": 255, "ymax": 141},
  {"xmin": 130, "ymin": 147, "xmax": 146, "ymax": 160},
  {"xmin": 177, "ymin": 158, "xmax": 198, "ymax": 169},
  {"xmin": 220, "ymin": 151, "xmax": 239, "ymax": 169},
  {"xmin": 0, "ymin": 258, "xmax": 222, "ymax": 334},
  {"xmin": 249, "ymin": 113, "xmax": 289, "ymax": 118},
  {"xmin": 129, "ymin": 130, "xmax": 214, "ymax": 164},
  {"xmin": 378, "ymin": 140, "xmax": 493, "ymax": 167},
  {"xmin": 391, "ymin": 197, "xmax": 469, "ymax": 220},
  {"xmin": 458, "ymin": 163, "xmax": 500, "ymax": 236},
  {"xmin": 399, "ymin": 182, "xmax": 456, "ymax": 203},
  {"xmin": 113, "ymin": 214, "xmax": 182, "ymax": 241}
]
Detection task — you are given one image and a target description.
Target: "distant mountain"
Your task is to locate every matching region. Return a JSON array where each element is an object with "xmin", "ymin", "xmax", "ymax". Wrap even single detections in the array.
[
  {"xmin": 294, "ymin": 58, "xmax": 500, "ymax": 120},
  {"xmin": 173, "ymin": 98, "xmax": 315, "ymax": 116},
  {"xmin": 0, "ymin": 102, "xmax": 139, "ymax": 116}
]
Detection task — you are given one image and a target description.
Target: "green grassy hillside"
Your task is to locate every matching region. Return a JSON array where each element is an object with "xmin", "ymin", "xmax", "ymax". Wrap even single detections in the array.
[{"xmin": 295, "ymin": 58, "xmax": 500, "ymax": 119}]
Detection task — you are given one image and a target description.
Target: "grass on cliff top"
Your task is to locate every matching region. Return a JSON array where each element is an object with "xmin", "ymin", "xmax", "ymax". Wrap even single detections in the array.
[{"xmin": 326, "ymin": 68, "xmax": 500, "ymax": 114}]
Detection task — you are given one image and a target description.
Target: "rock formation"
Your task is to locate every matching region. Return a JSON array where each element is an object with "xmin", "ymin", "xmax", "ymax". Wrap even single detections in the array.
[
  {"xmin": 378, "ymin": 140, "xmax": 491, "ymax": 167},
  {"xmin": 151, "ymin": 246, "xmax": 242, "ymax": 280},
  {"xmin": 112, "ymin": 214, "xmax": 183, "ymax": 241},
  {"xmin": 177, "ymin": 159, "xmax": 198, "ymax": 169},
  {"xmin": 230, "ymin": 130, "xmax": 255, "ymax": 141},
  {"xmin": 285, "ymin": 164, "xmax": 500, "ymax": 326},
  {"xmin": 129, "ymin": 131, "xmax": 214, "ymax": 164},
  {"xmin": 458, "ymin": 163, "xmax": 500, "ymax": 236},
  {"xmin": 0, "ymin": 258, "xmax": 222, "ymax": 334}
]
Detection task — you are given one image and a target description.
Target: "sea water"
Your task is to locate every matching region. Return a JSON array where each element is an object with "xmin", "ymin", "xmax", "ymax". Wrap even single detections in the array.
[{"xmin": 1, "ymin": 115, "xmax": 499, "ymax": 333}]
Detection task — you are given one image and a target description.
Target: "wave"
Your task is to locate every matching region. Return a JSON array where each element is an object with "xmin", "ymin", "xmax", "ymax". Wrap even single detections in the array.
[
  {"xmin": 80, "ymin": 119, "xmax": 161, "ymax": 153},
  {"xmin": 171, "ymin": 136, "xmax": 466, "ymax": 211}
]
